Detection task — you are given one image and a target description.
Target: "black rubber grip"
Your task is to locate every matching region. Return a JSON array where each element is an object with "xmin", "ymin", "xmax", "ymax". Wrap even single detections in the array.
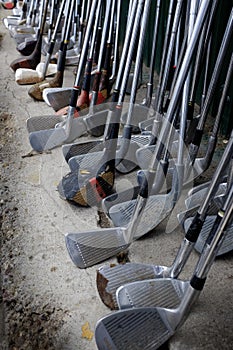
[
  {"xmin": 82, "ymin": 59, "xmax": 92, "ymax": 91},
  {"xmin": 187, "ymin": 102, "xmax": 194, "ymax": 120},
  {"xmin": 57, "ymin": 43, "xmax": 67, "ymax": 72},
  {"xmin": 47, "ymin": 41, "xmax": 55, "ymax": 56},
  {"xmin": 192, "ymin": 129, "xmax": 203, "ymax": 146},
  {"xmin": 138, "ymin": 171, "xmax": 155, "ymax": 198},
  {"xmin": 111, "ymin": 90, "xmax": 120, "ymax": 104},
  {"xmin": 185, "ymin": 212, "xmax": 203, "ymax": 243},
  {"xmin": 190, "ymin": 275, "xmax": 206, "ymax": 291},
  {"xmin": 206, "ymin": 214, "xmax": 222, "ymax": 245},
  {"xmin": 70, "ymin": 88, "xmax": 80, "ymax": 108},
  {"xmin": 123, "ymin": 125, "xmax": 132, "ymax": 140}
]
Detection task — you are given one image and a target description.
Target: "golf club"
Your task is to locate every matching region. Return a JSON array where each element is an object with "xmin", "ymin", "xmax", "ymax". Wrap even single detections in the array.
[{"xmin": 64, "ymin": 0, "xmax": 212, "ymax": 268}]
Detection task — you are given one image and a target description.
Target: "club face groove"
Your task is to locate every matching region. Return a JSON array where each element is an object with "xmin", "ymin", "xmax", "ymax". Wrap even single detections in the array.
[
  {"xmin": 109, "ymin": 194, "xmax": 174, "ymax": 238},
  {"xmin": 65, "ymin": 228, "xmax": 130, "ymax": 268},
  {"xmin": 183, "ymin": 216, "xmax": 233, "ymax": 256},
  {"xmin": 117, "ymin": 279, "xmax": 189, "ymax": 310},
  {"xmin": 97, "ymin": 263, "xmax": 166, "ymax": 309},
  {"xmin": 95, "ymin": 307, "xmax": 173, "ymax": 350},
  {"xmin": 26, "ymin": 115, "xmax": 65, "ymax": 133}
]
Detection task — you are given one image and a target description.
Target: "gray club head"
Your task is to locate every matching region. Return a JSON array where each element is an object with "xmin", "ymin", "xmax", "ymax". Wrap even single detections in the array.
[
  {"xmin": 97, "ymin": 263, "xmax": 183, "ymax": 310},
  {"xmin": 67, "ymin": 134, "xmax": 150, "ymax": 174},
  {"xmin": 120, "ymin": 104, "xmax": 153, "ymax": 130},
  {"xmin": 187, "ymin": 180, "xmax": 212, "ymax": 197},
  {"xmin": 116, "ymin": 278, "xmax": 189, "ymax": 309},
  {"xmin": 185, "ymin": 182, "xmax": 227, "ymax": 209},
  {"xmin": 101, "ymin": 162, "xmax": 176, "ymax": 217},
  {"xmin": 139, "ymin": 116, "xmax": 155, "ymax": 131},
  {"xmin": 62, "ymin": 139, "xmax": 104, "ymax": 162},
  {"xmin": 26, "ymin": 114, "xmax": 65, "ymax": 133},
  {"xmin": 27, "ymin": 108, "xmax": 108, "ymax": 151},
  {"xmin": 101, "ymin": 186, "xmax": 141, "ymax": 217},
  {"xmin": 136, "ymin": 138, "xmax": 179, "ymax": 170},
  {"xmin": 177, "ymin": 201, "xmax": 220, "ymax": 228},
  {"xmin": 65, "ymin": 227, "xmax": 130, "ymax": 268},
  {"xmin": 95, "ymin": 282, "xmax": 201, "ymax": 350},
  {"xmin": 65, "ymin": 54, "xmax": 80, "ymax": 66},
  {"xmin": 42, "ymin": 87, "xmax": 72, "ymax": 110},
  {"xmin": 95, "ymin": 306, "xmax": 177, "ymax": 350},
  {"xmin": 3, "ymin": 17, "xmax": 25, "ymax": 28},
  {"xmin": 187, "ymin": 174, "xmax": 228, "ymax": 197},
  {"xmin": 109, "ymin": 191, "xmax": 176, "ymax": 236},
  {"xmin": 184, "ymin": 215, "xmax": 233, "ymax": 256}
]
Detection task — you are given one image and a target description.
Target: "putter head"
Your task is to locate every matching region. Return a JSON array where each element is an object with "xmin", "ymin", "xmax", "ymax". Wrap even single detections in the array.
[
  {"xmin": 116, "ymin": 278, "xmax": 189, "ymax": 309},
  {"xmin": 184, "ymin": 216, "xmax": 233, "ymax": 256},
  {"xmin": 95, "ymin": 307, "xmax": 174, "ymax": 350},
  {"xmin": 96, "ymin": 262, "xmax": 171, "ymax": 310},
  {"xmin": 65, "ymin": 227, "xmax": 130, "ymax": 268}
]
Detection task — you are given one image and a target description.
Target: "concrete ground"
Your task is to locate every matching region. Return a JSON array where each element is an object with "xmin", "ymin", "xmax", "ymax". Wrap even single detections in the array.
[{"xmin": 0, "ymin": 6, "xmax": 233, "ymax": 350}]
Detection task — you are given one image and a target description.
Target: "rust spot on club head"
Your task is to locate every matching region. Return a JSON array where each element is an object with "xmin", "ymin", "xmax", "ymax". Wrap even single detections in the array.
[{"xmin": 96, "ymin": 270, "xmax": 118, "ymax": 310}]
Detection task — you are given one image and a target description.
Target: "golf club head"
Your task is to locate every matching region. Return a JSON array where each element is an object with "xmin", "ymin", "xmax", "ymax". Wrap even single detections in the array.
[
  {"xmin": 187, "ymin": 181, "xmax": 212, "ymax": 197},
  {"xmin": 109, "ymin": 192, "xmax": 175, "ymax": 238},
  {"xmin": 13, "ymin": 33, "xmax": 36, "ymax": 45},
  {"xmin": 28, "ymin": 117, "xmax": 88, "ymax": 151},
  {"xmin": 139, "ymin": 116, "xmax": 155, "ymax": 131},
  {"xmin": 96, "ymin": 262, "xmax": 171, "ymax": 310},
  {"xmin": 101, "ymin": 186, "xmax": 140, "ymax": 217},
  {"xmin": 95, "ymin": 306, "xmax": 174, "ymax": 350},
  {"xmin": 184, "ymin": 215, "xmax": 233, "ymax": 256},
  {"xmin": 58, "ymin": 157, "xmax": 115, "ymax": 206},
  {"xmin": 10, "ymin": 50, "xmax": 41, "ymax": 72},
  {"xmin": 68, "ymin": 151, "xmax": 107, "ymax": 173},
  {"xmin": 177, "ymin": 201, "xmax": 220, "ymax": 228},
  {"xmin": 64, "ymin": 140, "xmax": 104, "ymax": 163},
  {"xmin": 26, "ymin": 114, "xmax": 66, "ymax": 133},
  {"xmin": 15, "ymin": 68, "xmax": 43, "ymax": 85},
  {"xmin": 120, "ymin": 104, "xmax": 152, "ymax": 132},
  {"xmin": 36, "ymin": 62, "xmax": 57, "ymax": 77},
  {"xmin": 67, "ymin": 132, "xmax": 150, "ymax": 173},
  {"xmin": 115, "ymin": 134, "xmax": 151, "ymax": 174},
  {"xmin": 16, "ymin": 38, "xmax": 37, "ymax": 55},
  {"xmin": 65, "ymin": 227, "xmax": 130, "ymax": 268},
  {"xmin": 185, "ymin": 182, "xmax": 227, "ymax": 209},
  {"xmin": 136, "ymin": 139, "xmax": 179, "ymax": 170},
  {"xmin": 42, "ymin": 87, "xmax": 72, "ymax": 110},
  {"xmin": 116, "ymin": 278, "xmax": 189, "ymax": 309}
]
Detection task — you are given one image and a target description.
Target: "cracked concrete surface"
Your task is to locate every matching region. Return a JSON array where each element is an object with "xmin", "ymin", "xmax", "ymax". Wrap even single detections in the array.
[{"xmin": 1, "ymin": 6, "xmax": 233, "ymax": 350}]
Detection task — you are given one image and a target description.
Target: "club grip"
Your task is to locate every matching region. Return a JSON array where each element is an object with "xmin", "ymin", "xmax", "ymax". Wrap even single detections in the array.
[
  {"xmin": 190, "ymin": 275, "xmax": 206, "ymax": 291},
  {"xmin": 185, "ymin": 212, "xmax": 204, "ymax": 243}
]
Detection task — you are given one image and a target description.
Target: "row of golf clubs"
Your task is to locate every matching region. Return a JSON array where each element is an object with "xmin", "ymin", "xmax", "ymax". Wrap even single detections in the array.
[
  {"xmin": 5, "ymin": 0, "xmax": 233, "ymax": 266},
  {"xmin": 16, "ymin": 0, "xmax": 230, "ymax": 215},
  {"xmin": 4, "ymin": 2, "xmax": 233, "ymax": 348},
  {"xmin": 51, "ymin": 0, "xmax": 233, "ymax": 265},
  {"xmin": 61, "ymin": 2, "xmax": 233, "ymax": 347}
]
